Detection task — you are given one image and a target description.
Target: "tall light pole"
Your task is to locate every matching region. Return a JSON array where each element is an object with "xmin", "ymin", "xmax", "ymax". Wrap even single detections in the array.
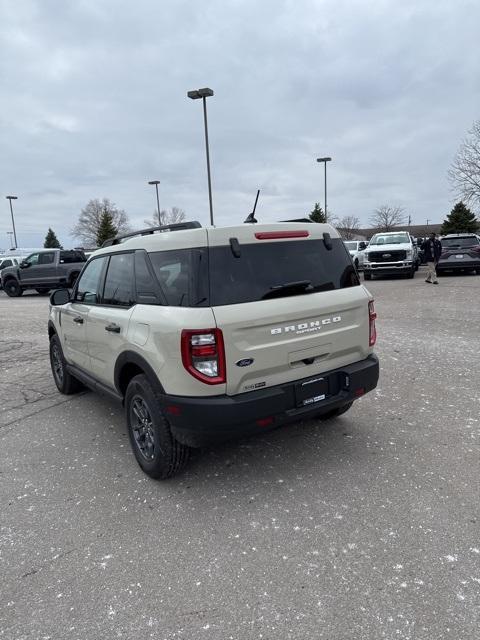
[
  {"xmin": 316, "ymin": 157, "xmax": 332, "ymax": 222},
  {"xmin": 148, "ymin": 180, "xmax": 161, "ymax": 224},
  {"xmin": 6, "ymin": 196, "xmax": 18, "ymax": 249},
  {"xmin": 187, "ymin": 87, "xmax": 214, "ymax": 226},
  {"xmin": 7, "ymin": 232, "xmax": 14, "ymax": 249}
]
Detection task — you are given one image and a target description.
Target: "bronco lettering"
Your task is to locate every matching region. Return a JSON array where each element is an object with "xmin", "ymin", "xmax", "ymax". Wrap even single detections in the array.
[{"xmin": 271, "ymin": 316, "xmax": 342, "ymax": 335}]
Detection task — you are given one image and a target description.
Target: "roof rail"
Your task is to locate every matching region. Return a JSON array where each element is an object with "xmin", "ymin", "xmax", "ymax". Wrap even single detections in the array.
[
  {"xmin": 101, "ymin": 221, "xmax": 202, "ymax": 248},
  {"xmin": 280, "ymin": 218, "xmax": 313, "ymax": 223}
]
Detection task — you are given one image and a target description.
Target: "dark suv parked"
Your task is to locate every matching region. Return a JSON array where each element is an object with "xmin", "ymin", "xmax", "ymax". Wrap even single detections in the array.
[{"xmin": 437, "ymin": 234, "xmax": 480, "ymax": 275}]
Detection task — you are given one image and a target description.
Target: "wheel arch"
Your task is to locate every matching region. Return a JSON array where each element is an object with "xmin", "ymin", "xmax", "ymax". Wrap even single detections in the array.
[
  {"xmin": 48, "ymin": 320, "xmax": 57, "ymax": 340},
  {"xmin": 115, "ymin": 351, "xmax": 165, "ymax": 399}
]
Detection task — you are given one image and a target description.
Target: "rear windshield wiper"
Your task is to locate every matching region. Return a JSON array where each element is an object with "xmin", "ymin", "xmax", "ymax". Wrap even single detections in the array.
[{"xmin": 261, "ymin": 280, "xmax": 314, "ymax": 300}]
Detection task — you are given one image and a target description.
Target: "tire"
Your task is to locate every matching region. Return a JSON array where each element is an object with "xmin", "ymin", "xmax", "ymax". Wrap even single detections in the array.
[
  {"xmin": 406, "ymin": 268, "xmax": 415, "ymax": 279},
  {"xmin": 354, "ymin": 258, "xmax": 359, "ymax": 270},
  {"xmin": 320, "ymin": 402, "xmax": 354, "ymax": 420},
  {"xmin": 4, "ymin": 279, "xmax": 23, "ymax": 297},
  {"xmin": 364, "ymin": 273, "xmax": 372, "ymax": 281},
  {"xmin": 49, "ymin": 334, "xmax": 83, "ymax": 394},
  {"xmin": 36, "ymin": 288, "xmax": 50, "ymax": 295},
  {"xmin": 125, "ymin": 374, "xmax": 191, "ymax": 479}
]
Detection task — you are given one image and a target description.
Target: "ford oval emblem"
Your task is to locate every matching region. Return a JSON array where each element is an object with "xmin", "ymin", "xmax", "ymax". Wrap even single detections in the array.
[{"xmin": 236, "ymin": 358, "xmax": 254, "ymax": 367}]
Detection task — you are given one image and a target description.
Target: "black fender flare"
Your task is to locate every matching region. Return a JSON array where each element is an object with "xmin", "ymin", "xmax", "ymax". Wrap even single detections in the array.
[
  {"xmin": 2, "ymin": 273, "xmax": 19, "ymax": 285},
  {"xmin": 114, "ymin": 351, "xmax": 165, "ymax": 397}
]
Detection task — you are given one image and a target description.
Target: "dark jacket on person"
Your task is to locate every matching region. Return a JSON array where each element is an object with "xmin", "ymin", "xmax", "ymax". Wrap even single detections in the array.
[{"xmin": 421, "ymin": 238, "xmax": 442, "ymax": 262}]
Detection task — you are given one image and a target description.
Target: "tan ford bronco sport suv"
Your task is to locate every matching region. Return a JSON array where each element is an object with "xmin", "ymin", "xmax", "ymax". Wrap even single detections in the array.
[{"xmin": 48, "ymin": 221, "xmax": 379, "ymax": 479}]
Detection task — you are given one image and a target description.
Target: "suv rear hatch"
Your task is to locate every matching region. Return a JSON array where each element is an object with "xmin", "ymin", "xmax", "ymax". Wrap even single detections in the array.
[{"xmin": 207, "ymin": 225, "xmax": 373, "ymax": 396}]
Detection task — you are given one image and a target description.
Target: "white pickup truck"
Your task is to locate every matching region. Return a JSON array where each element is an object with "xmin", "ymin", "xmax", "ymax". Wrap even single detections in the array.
[{"xmin": 363, "ymin": 231, "xmax": 418, "ymax": 280}]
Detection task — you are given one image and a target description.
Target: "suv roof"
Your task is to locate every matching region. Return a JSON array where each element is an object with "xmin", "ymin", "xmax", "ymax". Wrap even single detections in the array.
[
  {"xmin": 441, "ymin": 233, "xmax": 478, "ymax": 237},
  {"xmin": 93, "ymin": 221, "xmax": 341, "ymax": 256}
]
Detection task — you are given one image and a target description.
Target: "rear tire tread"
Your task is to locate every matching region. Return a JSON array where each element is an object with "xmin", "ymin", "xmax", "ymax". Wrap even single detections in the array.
[{"xmin": 126, "ymin": 374, "xmax": 191, "ymax": 479}]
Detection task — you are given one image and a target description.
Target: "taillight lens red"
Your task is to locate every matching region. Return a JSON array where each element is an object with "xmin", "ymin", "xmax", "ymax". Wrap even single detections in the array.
[
  {"xmin": 181, "ymin": 329, "xmax": 226, "ymax": 385},
  {"xmin": 369, "ymin": 300, "xmax": 377, "ymax": 347}
]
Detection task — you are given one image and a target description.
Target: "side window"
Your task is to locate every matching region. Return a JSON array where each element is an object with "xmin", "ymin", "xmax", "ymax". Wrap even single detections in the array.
[
  {"xmin": 25, "ymin": 253, "xmax": 39, "ymax": 266},
  {"xmin": 75, "ymin": 257, "xmax": 107, "ymax": 304},
  {"xmin": 148, "ymin": 250, "xmax": 192, "ymax": 306},
  {"xmin": 135, "ymin": 252, "xmax": 160, "ymax": 304},
  {"xmin": 39, "ymin": 252, "xmax": 55, "ymax": 265},
  {"xmin": 102, "ymin": 254, "xmax": 135, "ymax": 307},
  {"xmin": 60, "ymin": 251, "xmax": 86, "ymax": 264},
  {"xmin": 2, "ymin": 260, "xmax": 13, "ymax": 268}
]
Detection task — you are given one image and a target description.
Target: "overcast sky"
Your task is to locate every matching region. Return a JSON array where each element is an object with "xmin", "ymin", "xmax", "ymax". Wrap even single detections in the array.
[{"xmin": 1, "ymin": 0, "xmax": 479, "ymax": 249}]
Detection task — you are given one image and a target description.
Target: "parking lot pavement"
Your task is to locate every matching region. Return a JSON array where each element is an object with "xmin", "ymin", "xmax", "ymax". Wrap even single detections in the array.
[{"xmin": 1, "ymin": 271, "xmax": 479, "ymax": 640}]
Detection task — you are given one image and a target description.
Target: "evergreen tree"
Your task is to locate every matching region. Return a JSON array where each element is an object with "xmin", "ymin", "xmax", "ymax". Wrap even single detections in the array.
[
  {"xmin": 96, "ymin": 211, "xmax": 118, "ymax": 247},
  {"xmin": 44, "ymin": 227, "xmax": 62, "ymax": 248},
  {"xmin": 309, "ymin": 203, "xmax": 326, "ymax": 223},
  {"xmin": 440, "ymin": 201, "xmax": 479, "ymax": 235}
]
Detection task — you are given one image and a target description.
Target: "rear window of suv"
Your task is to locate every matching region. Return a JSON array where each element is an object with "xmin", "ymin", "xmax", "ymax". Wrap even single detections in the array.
[
  {"xmin": 208, "ymin": 238, "xmax": 359, "ymax": 306},
  {"xmin": 145, "ymin": 239, "xmax": 358, "ymax": 307},
  {"xmin": 442, "ymin": 236, "xmax": 479, "ymax": 248}
]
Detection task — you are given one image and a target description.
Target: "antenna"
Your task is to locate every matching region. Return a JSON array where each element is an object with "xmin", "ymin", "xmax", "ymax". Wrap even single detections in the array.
[{"xmin": 244, "ymin": 189, "xmax": 260, "ymax": 224}]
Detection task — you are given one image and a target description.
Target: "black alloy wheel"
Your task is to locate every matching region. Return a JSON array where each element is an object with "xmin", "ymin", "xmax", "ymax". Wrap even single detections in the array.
[
  {"xmin": 130, "ymin": 395, "xmax": 156, "ymax": 461},
  {"xmin": 49, "ymin": 335, "xmax": 83, "ymax": 394},
  {"xmin": 125, "ymin": 374, "xmax": 191, "ymax": 479},
  {"xmin": 4, "ymin": 280, "xmax": 22, "ymax": 297}
]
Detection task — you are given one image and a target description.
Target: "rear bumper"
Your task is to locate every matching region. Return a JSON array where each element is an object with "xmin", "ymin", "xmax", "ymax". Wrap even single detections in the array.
[
  {"xmin": 437, "ymin": 260, "xmax": 480, "ymax": 271},
  {"xmin": 162, "ymin": 355, "xmax": 379, "ymax": 447}
]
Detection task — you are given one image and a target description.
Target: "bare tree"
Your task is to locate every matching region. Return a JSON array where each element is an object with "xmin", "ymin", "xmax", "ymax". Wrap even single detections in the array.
[
  {"xmin": 449, "ymin": 120, "xmax": 480, "ymax": 207},
  {"xmin": 144, "ymin": 207, "xmax": 186, "ymax": 228},
  {"xmin": 72, "ymin": 198, "xmax": 130, "ymax": 247},
  {"xmin": 369, "ymin": 205, "xmax": 406, "ymax": 232},
  {"xmin": 336, "ymin": 215, "xmax": 361, "ymax": 240}
]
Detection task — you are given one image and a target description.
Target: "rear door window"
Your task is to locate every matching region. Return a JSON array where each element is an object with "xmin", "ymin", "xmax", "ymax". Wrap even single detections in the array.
[
  {"xmin": 60, "ymin": 251, "xmax": 87, "ymax": 263},
  {"xmin": 39, "ymin": 252, "xmax": 55, "ymax": 264},
  {"xmin": 102, "ymin": 253, "xmax": 135, "ymax": 306},
  {"xmin": 208, "ymin": 239, "xmax": 358, "ymax": 306}
]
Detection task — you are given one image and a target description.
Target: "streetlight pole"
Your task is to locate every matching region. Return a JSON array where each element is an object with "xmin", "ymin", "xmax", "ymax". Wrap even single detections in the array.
[
  {"xmin": 316, "ymin": 157, "xmax": 332, "ymax": 222},
  {"xmin": 7, "ymin": 232, "xmax": 14, "ymax": 249},
  {"xmin": 148, "ymin": 180, "xmax": 161, "ymax": 224},
  {"xmin": 187, "ymin": 87, "xmax": 215, "ymax": 226},
  {"xmin": 6, "ymin": 196, "xmax": 18, "ymax": 249}
]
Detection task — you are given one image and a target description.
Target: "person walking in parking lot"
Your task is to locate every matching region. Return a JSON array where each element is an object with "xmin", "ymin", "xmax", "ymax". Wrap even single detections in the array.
[{"xmin": 422, "ymin": 232, "xmax": 442, "ymax": 284}]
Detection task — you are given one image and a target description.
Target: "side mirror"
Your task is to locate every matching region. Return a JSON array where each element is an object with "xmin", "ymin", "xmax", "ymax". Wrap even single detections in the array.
[
  {"xmin": 20, "ymin": 261, "xmax": 30, "ymax": 268},
  {"xmin": 50, "ymin": 289, "xmax": 70, "ymax": 305},
  {"xmin": 359, "ymin": 242, "xmax": 367, "ymax": 250}
]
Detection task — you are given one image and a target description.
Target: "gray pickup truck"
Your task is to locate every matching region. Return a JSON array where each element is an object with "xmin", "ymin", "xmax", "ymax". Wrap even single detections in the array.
[{"xmin": 1, "ymin": 249, "xmax": 86, "ymax": 297}]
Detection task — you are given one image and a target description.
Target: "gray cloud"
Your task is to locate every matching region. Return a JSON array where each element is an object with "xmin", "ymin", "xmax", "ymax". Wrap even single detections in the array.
[{"xmin": 1, "ymin": 0, "xmax": 479, "ymax": 248}]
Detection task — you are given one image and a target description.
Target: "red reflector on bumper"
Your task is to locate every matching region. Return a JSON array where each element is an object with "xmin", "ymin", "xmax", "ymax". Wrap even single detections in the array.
[
  {"xmin": 354, "ymin": 388, "xmax": 365, "ymax": 397},
  {"xmin": 256, "ymin": 417, "xmax": 274, "ymax": 427},
  {"xmin": 166, "ymin": 405, "xmax": 182, "ymax": 416}
]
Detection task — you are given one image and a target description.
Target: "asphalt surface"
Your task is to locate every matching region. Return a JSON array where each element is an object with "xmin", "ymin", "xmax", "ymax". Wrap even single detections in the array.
[{"xmin": 1, "ymin": 270, "xmax": 479, "ymax": 640}]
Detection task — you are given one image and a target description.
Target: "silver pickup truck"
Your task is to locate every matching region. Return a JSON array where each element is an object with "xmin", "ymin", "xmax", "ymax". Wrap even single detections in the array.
[{"xmin": 0, "ymin": 249, "xmax": 86, "ymax": 297}]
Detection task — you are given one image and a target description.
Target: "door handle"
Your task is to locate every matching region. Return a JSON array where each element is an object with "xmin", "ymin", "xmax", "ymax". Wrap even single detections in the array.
[
  {"xmin": 105, "ymin": 323, "xmax": 121, "ymax": 333},
  {"xmin": 73, "ymin": 316, "xmax": 84, "ymax": 324}
]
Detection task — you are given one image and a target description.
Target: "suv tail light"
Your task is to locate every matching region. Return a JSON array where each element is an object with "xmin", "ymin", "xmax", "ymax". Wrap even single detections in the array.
[
  {"xmin": 369, "ymin": 300, "xmax": 377, "ymax": 347},
  {"xmin": 181, "ymin": 329, "xmax": 226, "ymax": 385}
]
